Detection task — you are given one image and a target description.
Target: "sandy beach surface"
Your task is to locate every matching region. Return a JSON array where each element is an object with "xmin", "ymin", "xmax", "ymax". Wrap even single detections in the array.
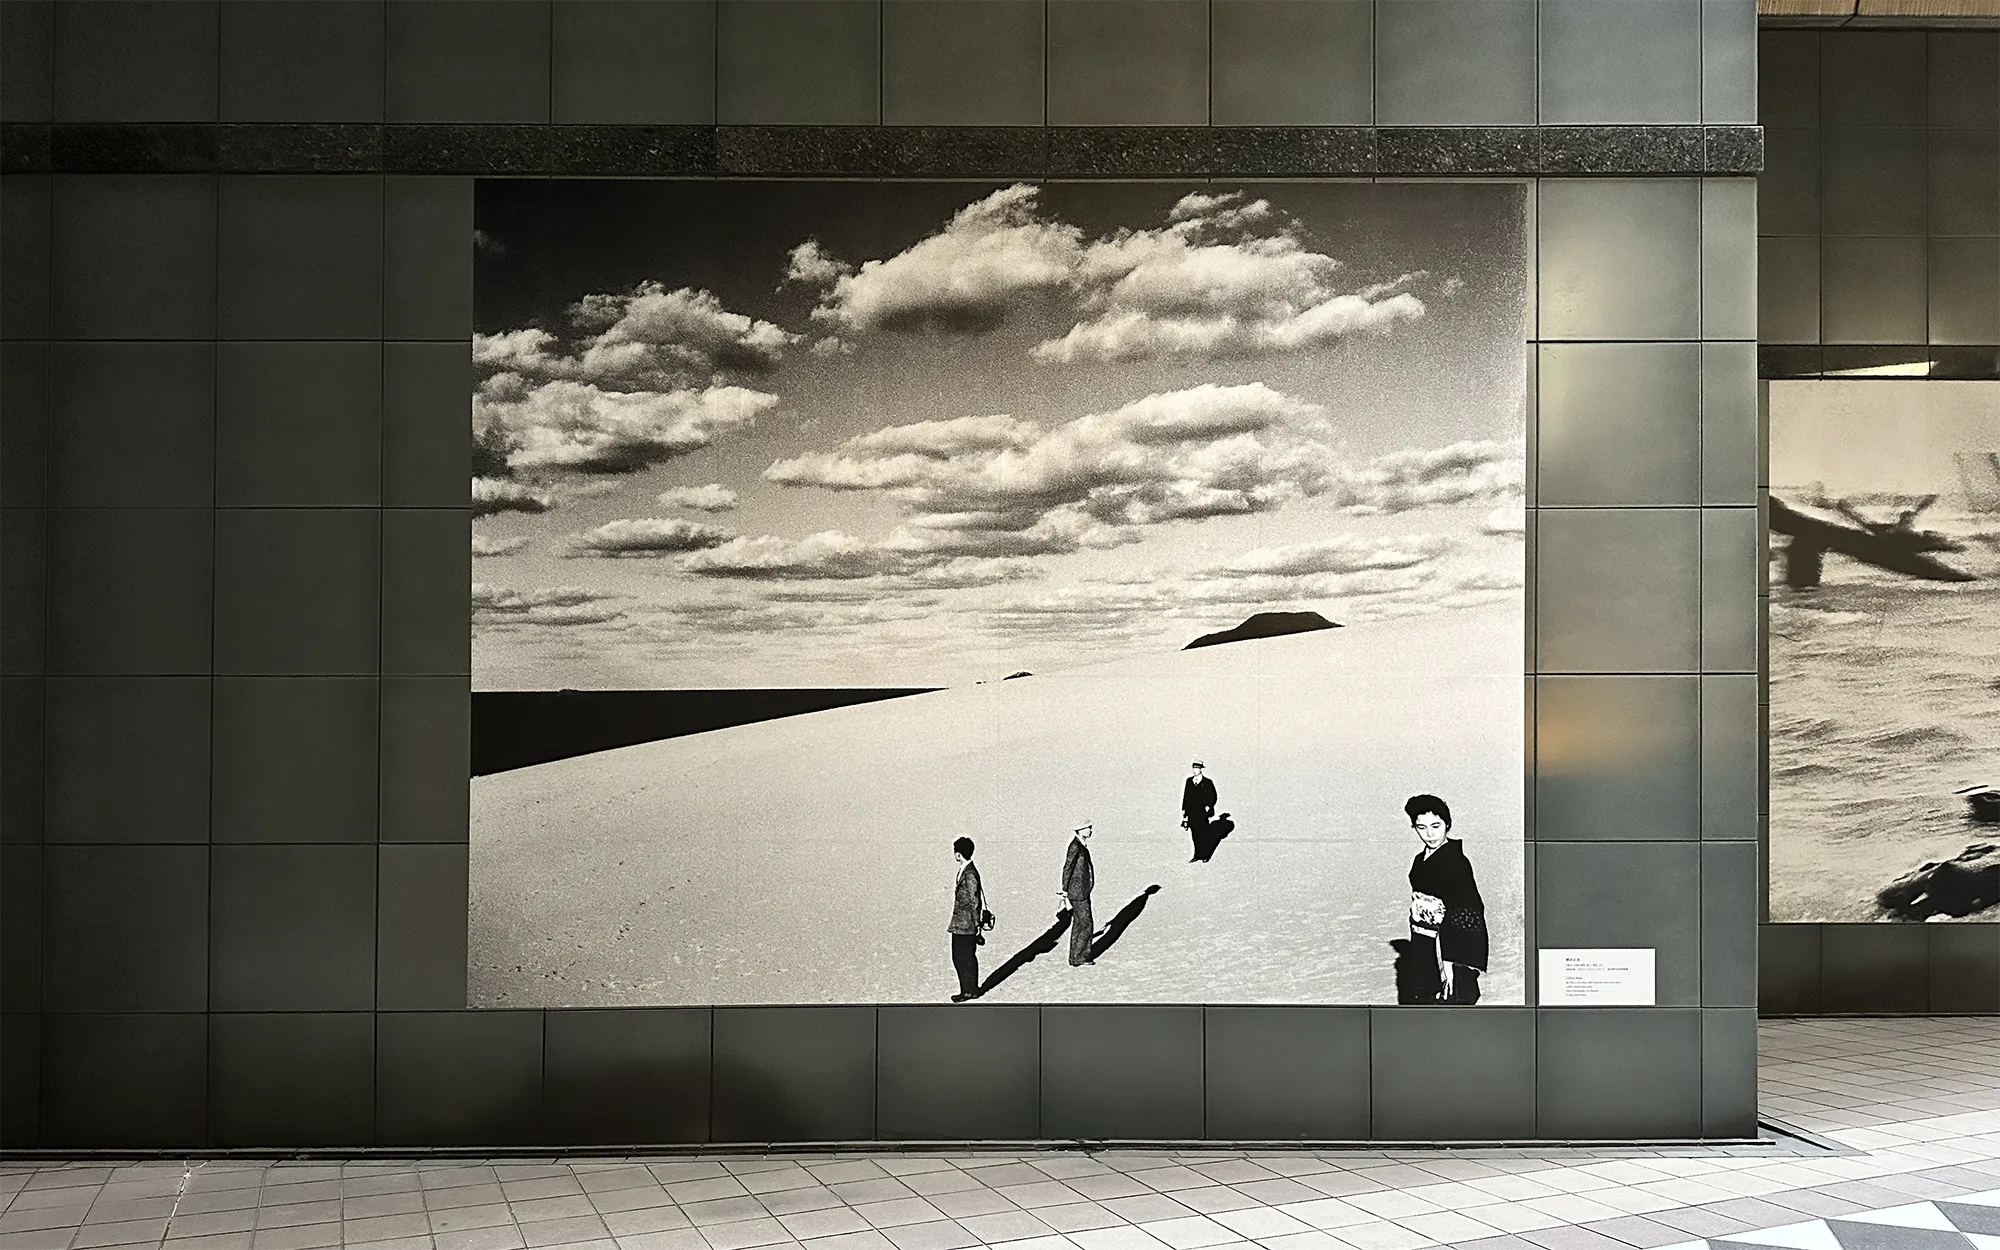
[{"xmin": 469, "ymin": 604, "xmax": 1526, "ymax": 1007}]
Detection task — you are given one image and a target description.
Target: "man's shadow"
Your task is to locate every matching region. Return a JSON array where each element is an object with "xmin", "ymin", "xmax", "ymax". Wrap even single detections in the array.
[
  {"xmin": 1191, "ymin": 813, "xmax": 1235, "ymax": 863},
  {"xmin": 979, "ymin": 885, "xmax": 1162, "ymax": 996},
  {"xmin": 1088, "ymin": 884, "xmax": 1161, "ymax": 960}
]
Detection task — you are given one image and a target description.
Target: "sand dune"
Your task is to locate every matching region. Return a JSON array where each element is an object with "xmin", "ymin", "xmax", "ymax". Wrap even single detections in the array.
[{"xmin": 469, "ymin": 603, "xmax": 1526, "ymax": 1007}]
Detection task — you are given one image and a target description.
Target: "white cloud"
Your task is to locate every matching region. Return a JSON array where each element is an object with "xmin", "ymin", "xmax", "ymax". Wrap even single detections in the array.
[
  {"xmin": 1336, "ymin": 439, "xmax": 1525, "ymax": 514},
  {"xmin": 657, "ymin": 483, "xmax": 740, "ymax": 513},
  {"xmin": 474, "ymin": 375, "xmax": 779, "ymax": 476},
  {"xmin": 475, "ymin": 283, "xmax": 797, "ymax": 393},
  {"xmin": 785, "ymin": 239, "xmax": 853, "ymax": 287},
  {"xmin": 680, "ymin": 530, "xmax": 1043, "ymax": 588},
  {"xmin": 472, "ymin": 476, "xmax": 555, "ymax": 518},
  {"xmin": 784, "ymin": 184, "xmax": 1426, "ymax": 364},
  {"xmin": 1213, "ymin": 534, "xmax": 1454, "ymax": 578},
  {"xmin": 1034, "ymin": 193, "xmax": 1425, "ymax": 364},
  {"xmin": 766, "ymin": 382, "xmax": 1334, "ymax": 532},
  {"xmin": 794, "ymin": 184, "xmax": 1084, "ymax": 336},
  {"xmin": 472, "ymin": 281, "xmax": 797, "ymax": 481},
  {"xmin": 564, "ymin": 517, "xmax": 734, "ymax": 558},
  {"xmin": 472, "ymin": 583, "xmax": 624, "ymax": 627},
  {"xmin": 472, "ymin": 534, "xmax": 528, "ymax": 558}
]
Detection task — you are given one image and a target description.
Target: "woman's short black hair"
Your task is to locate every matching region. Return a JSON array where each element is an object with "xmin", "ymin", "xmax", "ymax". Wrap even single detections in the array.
[
  {"xmin": 1404, "ymin": 794, "xmax": 1452, "ymax": 829},
  {"xmin": 953, "ymin": 836, "xmax": 975, "ymax": 859}
]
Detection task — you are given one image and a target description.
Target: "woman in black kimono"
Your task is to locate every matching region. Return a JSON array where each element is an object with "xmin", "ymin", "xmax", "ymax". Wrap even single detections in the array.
[{"xmin": 1401, "ymin": 793, "xmax": 1487, "ymax": 1005}]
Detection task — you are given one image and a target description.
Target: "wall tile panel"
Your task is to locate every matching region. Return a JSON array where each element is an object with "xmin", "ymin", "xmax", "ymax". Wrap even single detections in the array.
[
  {"xmin": 1702, "ymin": 841, "xmax": 1759, "ymax": 1007},
  {"xmin": 1537, "ymin": 1009, "xmax": 1701, "ymax": 1138},
  {"xmin": 384, "ymin": 179, "xmax": 474, "ymax": 341},
  {"xmin": 552, "ymin": 0, "xmax": 716, "ymax": 125},
  {"xmin": 876, "ymin": 1005, "xmax": 1040, "ymax": 1140},
  {"xmin": 1047, "ymin": 0, "xmax": 1208, "ymax": 127},
  {"xmin": 218, "ymin": 176, "xmax": 384, "ymax": 340},
  {"xmin": 49, "ymin": 343, "xmax": 216, "ymax": 508},
  {"xmin": 217, "ymin": 342, "xmax": 382, "ymax": 508},
  {"xmin": 380, "ymin": 677, "xmax": 470, "ymax": 844},
  {"xmin": 1539, "ymin": 180, "xmax": 1701, "ymax": 341},
  {"xmin": 386, "ymin": 0, "xmax": 552, "ymax": 124},
  {"xmin": 377, "ymin": 844, "xmax": 469, "ymax": 1010},
  {"xmin": 220, "ymin": 0, "xmax": 385, "ymax": 123},
  {"xmin": 0, "ymin": 510, "xmax": 46, "ymax": 679},
  {"xmin": 41, "ymin": 1014, "xmax": 206, "ymax": 1147},
  {"xmin": 1210, "ymin": 0, "xmax": 1372, "ymax": 126},
  {"xmin": 210, "ymin": 1012, "xmax": 375, "ymax": 1146},
  {"xmin": 882, "ymin": 0, "xmax": 1044, "ymax": 127},
  {"xmin": 211, "ymin": 677, "xmax": 379, "ymax": 844},
  {"xmin": 1537, "ymin": 509, "xmax": 1701, "ymax": 673},
  {"xmin": 1539, "ymin": 0, "xmax": 1701, "ymax": 126},
  {"xmin": 383, "ymin": 510, "xmax": 471, "ymax": 677},
  {"xmin": 54, "ymin": 0, "xmax": 218, "ymax": 123},
  {"xmin": 712, "ymin": 1006, "xmax": 876, "ymax": 1142},
  {"xmin": 375, "ymin": 1010, "xmax": 544, "ymax": 1145},
  {"xmin": 544, "ymin": 1008, "xmax": 713, "ymax": 1145},
  {"xmin": 1, "ymin": 175, "xmax": 51, "ymax": 341},
  {"xmin": 45, "ymin": 677, "xmax": 209, "ymax": 845},
  {"xmin": 214, "ymin": 509, "xmax": 381, "ymax": 676},
  {"xmin": 47, "ymin": 508, "xmax": 212, "ymax": 676},
  {"xmin": 1701, "ymin": 178, "xmax": 1757, "ymax": 340},
  {"xmin": 1537, "ymin": 841, "xmax": 1701, "ymax": 1005},
  {"xmin": 1370, "ymin": 1008, "xmax": 1535, "ymax": 1140},
  {"xmin": 52, "ymin": 176, "xmax": 217, "ymax": 340},
  {"xmin": 43, "ymin": 844, "xmax": 208, "ymax": 1012},
  {"xmin": 1536, "ymin": 343, "xmax": 1700, "ymax": 507},
  {"xmin": 0, "ymin": 680, "xmax": 44, "ymax": 850},
  {"xmin": 1041, "ymin": 1006, "xmax": 1204, "ymax": 1140},
  {"xmin": 716, "ymin": 0, "xmax": 879, "ymax": 126},
  {"xmin": 210, "ymin": 844, "xmax": 377, "ymax": 1011},
  {"xmin": 1374, "ymin": 0, "xmax": 1536, "ymax": 127},
  {"xmin": 1820, "ymin": 237, "xmax": 1927, "ymax": 345},
  {"xmin": 1535, "ymin": 676, "xmax": 1700, "ymax": 844},
  {"xmin": 1205, "ymin": 1007, "xmax": 1370, "ymax": 1140}
]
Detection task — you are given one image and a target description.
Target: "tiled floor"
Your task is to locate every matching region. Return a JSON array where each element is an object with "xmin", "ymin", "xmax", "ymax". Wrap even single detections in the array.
[{"xmin": 7, "ymin": 1019, "xmax": 2000, "ymax": 1250}]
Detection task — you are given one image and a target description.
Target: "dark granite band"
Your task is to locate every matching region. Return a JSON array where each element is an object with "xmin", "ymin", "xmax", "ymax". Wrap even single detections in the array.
[{"xmin": 1, "ymin": 123, "xmax": 1763, "ymax": 178}]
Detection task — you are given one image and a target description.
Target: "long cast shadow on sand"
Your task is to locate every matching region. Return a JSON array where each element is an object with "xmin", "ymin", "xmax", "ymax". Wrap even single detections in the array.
[
  {"xmin": 977, "ymin": 885, "xmax": 1162, "ymax": 996},
  {"xmin": 1089, "ymin": 884, "xmax": 1162, "ymax": 960}
]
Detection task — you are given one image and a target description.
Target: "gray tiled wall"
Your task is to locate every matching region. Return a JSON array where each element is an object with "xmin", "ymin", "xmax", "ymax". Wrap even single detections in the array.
[
  {"xmin": 0, "ymin": 0, "xmax": 1761, "ymax": 1148},
  {"xmin": 1753, "ymin": 29, "xmax": 2000, "ymax": 1015}
]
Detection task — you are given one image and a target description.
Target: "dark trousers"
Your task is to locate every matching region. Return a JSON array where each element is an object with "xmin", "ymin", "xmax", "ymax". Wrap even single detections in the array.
[
  {"xmin": 1185, "ymin": 811, "xmax": 1208, "ymax": 850},
  {"xmin": 1067, "ymin": 897, "xmax": 1094, "ymax": 964},
  {"xmin": 951, "ymin": 933, "xmax": 980, "ymax": 997}
]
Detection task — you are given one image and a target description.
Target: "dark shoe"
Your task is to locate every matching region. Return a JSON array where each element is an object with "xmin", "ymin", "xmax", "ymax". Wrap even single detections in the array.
[{"xmin": 951, "ymin": 993, "xmax": 969, "ymax": 1002}]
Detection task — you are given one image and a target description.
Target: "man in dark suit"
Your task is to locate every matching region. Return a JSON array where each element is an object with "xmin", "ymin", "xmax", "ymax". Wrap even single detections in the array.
[
  {"xmin": 948, "ymin": 836, "xmax": 985, "ymax": 1002},
  {"xmin": 1182, "ymin": 762, "xmax": 1217, "ymax": 860},
  {"xmin": 1058, "ymin": 823, "xmax": 1095, "ymax": 967}
]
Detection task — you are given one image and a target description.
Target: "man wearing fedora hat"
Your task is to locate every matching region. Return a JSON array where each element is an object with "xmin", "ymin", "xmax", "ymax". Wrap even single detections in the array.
[{"xmin": 1182, "ymin": 761, "xmax": 1218, "ymax": 861}]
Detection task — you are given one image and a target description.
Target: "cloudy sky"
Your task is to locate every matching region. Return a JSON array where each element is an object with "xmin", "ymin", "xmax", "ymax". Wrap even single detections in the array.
[{"xmin": 472, "ymin": 181, "xmax": 1529, "ymax": 690}]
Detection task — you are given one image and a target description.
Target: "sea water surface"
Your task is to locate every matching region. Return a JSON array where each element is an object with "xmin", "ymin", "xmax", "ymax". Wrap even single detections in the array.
[{"xmin": 1769, "ymin": 510, "xmax": 2000, "ymax": 922}]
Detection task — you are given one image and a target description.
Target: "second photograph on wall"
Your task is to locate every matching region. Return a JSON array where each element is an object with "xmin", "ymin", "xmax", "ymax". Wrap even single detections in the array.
[
  {"xmin": 1769, "ymin": 380, "xmax": 2000, "ymax": 925},
  {"xmin": 466, "ymin": 180, "xmax": 1530, "ymax": 1008}
]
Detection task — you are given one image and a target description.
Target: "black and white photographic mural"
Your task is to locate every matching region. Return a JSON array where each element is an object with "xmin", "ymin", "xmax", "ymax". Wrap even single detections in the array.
[
  {"xmin": 468, "ymin": 181, "xmax": 1528, "ymax": 1007},
  {"xmin": 1768, "ymin": 380, "xmax": 2000, "ymax": 924}
]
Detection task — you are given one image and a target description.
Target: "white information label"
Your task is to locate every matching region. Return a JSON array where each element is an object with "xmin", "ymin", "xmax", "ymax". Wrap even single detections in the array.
[{"xmin": 1538, "ymin": 948, "xmax": 1656, "ymax": 1006}]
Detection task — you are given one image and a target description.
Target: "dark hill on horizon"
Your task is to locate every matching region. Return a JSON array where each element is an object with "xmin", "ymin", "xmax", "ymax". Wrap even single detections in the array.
[{"xmin": 1184, "ymin": 610, "xmax": 1341, "ymax": 650}]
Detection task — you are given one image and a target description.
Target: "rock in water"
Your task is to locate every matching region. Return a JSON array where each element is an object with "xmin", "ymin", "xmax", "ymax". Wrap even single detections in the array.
[
  {"xmin": 1185, "ymin": 610, "xmax": 1340, "ymax": 651},
  {"xmin": 1876, "ymin": 842, "xmax": 2000, "ymax": 920}
]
